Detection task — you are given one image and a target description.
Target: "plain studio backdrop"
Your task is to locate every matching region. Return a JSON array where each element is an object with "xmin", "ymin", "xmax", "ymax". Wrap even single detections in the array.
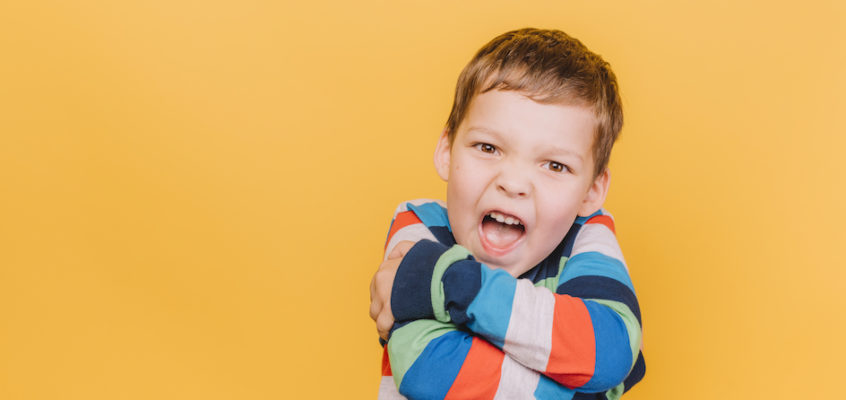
[{"xmin": 1, "ymin": 1, "xmax": 844, "ymax": 398}]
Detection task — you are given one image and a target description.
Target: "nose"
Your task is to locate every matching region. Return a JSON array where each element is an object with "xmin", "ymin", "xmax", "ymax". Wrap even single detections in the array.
[{"xmin": 495, "ymin": 167, "xmax": 531, "ymax": 198}]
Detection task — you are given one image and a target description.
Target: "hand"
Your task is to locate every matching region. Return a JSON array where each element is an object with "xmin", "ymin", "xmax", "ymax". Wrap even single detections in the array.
[{"xmin": 369, "ymin": 240, "xmax": 415, "ymax": 341}]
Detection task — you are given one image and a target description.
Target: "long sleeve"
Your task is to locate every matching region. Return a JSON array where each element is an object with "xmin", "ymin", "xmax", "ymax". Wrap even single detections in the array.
[
  {"xmin": 390, "ymin": 210, "xmax": 644, "ymax": 395},
  {"xmin": 379, "ymin": 201, "xmax": 645, "ymax": 399}
]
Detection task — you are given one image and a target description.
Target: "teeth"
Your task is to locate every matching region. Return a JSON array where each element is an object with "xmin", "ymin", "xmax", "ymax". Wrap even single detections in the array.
[{"xmin": 488, "ymin": 212, "xmax": 522, "ymax": 226}]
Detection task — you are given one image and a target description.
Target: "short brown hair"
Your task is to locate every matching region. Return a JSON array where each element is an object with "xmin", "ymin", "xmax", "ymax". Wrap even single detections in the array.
[{"xmin": 445, "ymin": 28, "xmax": 623, "ymax": 178}]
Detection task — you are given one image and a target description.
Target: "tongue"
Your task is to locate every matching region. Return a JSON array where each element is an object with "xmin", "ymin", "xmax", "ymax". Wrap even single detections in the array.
[{"xmin": 481, "ymin": 219, "xmax": 523, "ymax": 249}]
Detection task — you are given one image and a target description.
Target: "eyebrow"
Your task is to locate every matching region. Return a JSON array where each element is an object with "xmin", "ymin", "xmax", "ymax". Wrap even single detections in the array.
[
  {"xmin": 543, "ymin": 145, "xmax": 585, "ymax": 162},
  {"xmin": 464, "ymin": 126, "xmax": 504, "ymax": 138}
]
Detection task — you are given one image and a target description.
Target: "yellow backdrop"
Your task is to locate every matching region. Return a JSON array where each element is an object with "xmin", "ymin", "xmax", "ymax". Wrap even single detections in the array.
[{"xmin": 2, "ymin": 1, "xmax": 845, "ymax": 398}]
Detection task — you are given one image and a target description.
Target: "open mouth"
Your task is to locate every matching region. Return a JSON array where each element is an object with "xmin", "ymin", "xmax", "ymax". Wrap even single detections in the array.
[{"xmin": 479, "ymin": 211, "xmax": 526, "ymax": 255}]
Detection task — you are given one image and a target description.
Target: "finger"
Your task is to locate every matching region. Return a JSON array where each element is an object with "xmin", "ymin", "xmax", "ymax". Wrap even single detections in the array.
[
  {"xmin": 387, "ymin": 240, "xmax": 415, "ymax": 259},
  {"xmin": 386, "ymin": 244, "xmax": 405, "ymax": 260},
  {"xmin": 395, "ymin": 240, "xmax": 415, "ymax": 257},
  {"xmin": 376, "ymin": 312, "xmax": 393, "ymax": 340},
  {"xmin": 369, "ymin": 299, "xmax": 381, "ymax": 322}
]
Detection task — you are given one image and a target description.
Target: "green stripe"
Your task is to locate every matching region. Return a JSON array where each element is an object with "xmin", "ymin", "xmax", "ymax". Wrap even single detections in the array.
[
  {"xmin": 533, "ymin": 276, "xmax": 558, "ymax": 291},
  {"xmin": 605, "ymin": 382, "xmax": 625, "ymax": 400},
  {"xmin": 590, "ymin": 298, "xmax": 642, "ymax": 368},
  {"xmin": 431, "ymin": 245, "xmax": 472, "ymax": 323},
  {"xmin": 387, "ymin": 320, "xmax": 457, "ymax": 388},
  {"xmin": 535, "ymin": 256, "xmax": 568, "ymax": 291}
]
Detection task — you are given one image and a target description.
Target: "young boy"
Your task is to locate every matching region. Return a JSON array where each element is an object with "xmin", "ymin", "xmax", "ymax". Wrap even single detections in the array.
[{"xmin": 369, "ymin": 28, "xmax": 645, "ymax": 399}]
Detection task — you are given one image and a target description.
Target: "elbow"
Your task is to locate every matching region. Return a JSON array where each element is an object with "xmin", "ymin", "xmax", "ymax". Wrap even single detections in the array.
[
  {"xmin": 579, "ymin": 301, "xmax": 638, "ymax": 392},
  {"xmin": 594, "ymin": 348, "xmax": 632, "ymax": 391},
  {"xmin": 576, "ymin": 340, "xmax": 632, "ymax": 393}
]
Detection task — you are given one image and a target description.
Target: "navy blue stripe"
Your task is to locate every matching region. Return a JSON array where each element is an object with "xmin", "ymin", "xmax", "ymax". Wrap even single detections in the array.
[
  {"xmin": 572, "ymin": 391, "xmax": 608, "ymax": 400},
  {"xmin": 442, "ymin": 259, "xmax": 483, "ymax": 326},
  {"xmin": 623, "ymin": 351, "xmax": 646, "ymax": 393},
  {"xmin": 391, "ymin": 239, "xmax": 449, "ymax": 322},
  {"xmin": 556, "ymin": 275, "xmax": 641, "ymax": 324},
  {"xmin": 429, "ymin": 226, "xmax": 456, "ymax": 247}
]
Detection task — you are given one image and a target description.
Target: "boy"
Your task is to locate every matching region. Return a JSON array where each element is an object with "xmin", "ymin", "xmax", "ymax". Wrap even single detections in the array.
[{"xmin": 369, "ymin": 28, "xmax": 645, "ymax": 399}]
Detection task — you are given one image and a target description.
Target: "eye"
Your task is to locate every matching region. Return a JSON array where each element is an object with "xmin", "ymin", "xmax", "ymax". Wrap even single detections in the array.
[
  {"xmin": 545, "ymin": 161, "xmax": 570, "ymax": 173},
  {"xmin": 474, "ymin": 143, "xmax": 498, "ymax": 154}
]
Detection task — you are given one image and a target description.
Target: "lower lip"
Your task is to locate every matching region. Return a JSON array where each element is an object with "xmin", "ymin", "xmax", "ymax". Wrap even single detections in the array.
[{"xmin": 477, "ymin": 220, "xmax": 525, "ymax": 258}]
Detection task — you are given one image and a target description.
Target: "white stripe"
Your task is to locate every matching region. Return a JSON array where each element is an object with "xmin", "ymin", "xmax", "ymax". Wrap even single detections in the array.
[
  {"xmin": 384, "ymin": 224, "xmax": 437, "ymax": 260},
  {"xmin": 493, "ymin": 354, "xmax": 541, "ymax": 400},
  {"xmin": 571, "ymin": 223, "xmax": 627, "ymax": 270},
  {"xmin": 503, "ymin": 279, "xmax": 555, "ymax": 371},
  {"xmin": 378, "ymin": 376, "xmax": 407, "ymax": 400}
]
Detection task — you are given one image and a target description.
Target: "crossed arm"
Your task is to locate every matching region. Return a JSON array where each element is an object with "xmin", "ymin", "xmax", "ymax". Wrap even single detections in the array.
[{"xmin": 370, "ymin": 201, "xmax": 645, "ymax": 399}]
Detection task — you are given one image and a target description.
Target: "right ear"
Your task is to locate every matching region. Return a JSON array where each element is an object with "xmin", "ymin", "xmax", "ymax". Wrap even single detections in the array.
[{"xmin": 433, "ymin": 129, "xmax": 451, "ymax": 182}]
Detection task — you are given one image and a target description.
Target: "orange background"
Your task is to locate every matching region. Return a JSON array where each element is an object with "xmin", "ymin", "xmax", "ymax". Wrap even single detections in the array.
[{"xmin": 2, "ymin": 1, "xmax": 845, "ymax": 398}]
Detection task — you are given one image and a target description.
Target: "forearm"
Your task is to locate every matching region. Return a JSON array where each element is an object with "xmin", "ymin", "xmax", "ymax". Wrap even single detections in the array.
[{"xmin": 392, "ymin": 242, "xmax": 642, "ymax": 392}]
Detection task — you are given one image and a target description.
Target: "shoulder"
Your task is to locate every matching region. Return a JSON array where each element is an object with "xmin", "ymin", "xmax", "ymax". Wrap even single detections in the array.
[
  {"xmin": 574, "ymin": 208, "xmax": 616, "ymax": 233},
  {"xmin": 384, "ymin": 199, "xmax": 453, "ymax": 256},
  {"xmin": 392, "ymin": 199, "xmax": 446, "ymax": 216},
  {"xmin": 390, "ymin": 199, "xmax": 449, "ymax": 228}
]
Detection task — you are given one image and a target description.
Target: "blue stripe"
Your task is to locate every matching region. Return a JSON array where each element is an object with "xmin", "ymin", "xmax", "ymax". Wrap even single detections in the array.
[
  {"xmin": 464, "ymin": 265, "xmax": 515, "ymax": 348},
  {"xmin": 398, "ymin": 330, "xmax": 472, "ymax": 399},
  {"xmin": 408, "ymin": 202, "xmax": 451, "ymax": 229},
  {"xmin": 556, "ymin": 275, "xmax": 641, "ymax": 324},
  {"xmin": 559, "ymin": 252, "xmax": 634, "ymax": 293},
  {"xmin": 534, "ymin": 375, "xmax": 576, "ymax": 399},
  {"xmin": 579, "ymin": 300, "xmax": 631, "ymax": 392}
]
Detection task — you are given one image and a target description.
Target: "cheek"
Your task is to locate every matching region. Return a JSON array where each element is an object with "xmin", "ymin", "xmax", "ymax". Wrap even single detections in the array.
[{"xmin": 536, "ymin": 196, "xmax": 580, "ymax": 233}]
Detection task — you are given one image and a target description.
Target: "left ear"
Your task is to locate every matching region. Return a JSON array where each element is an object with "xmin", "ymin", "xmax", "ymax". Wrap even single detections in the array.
[{"xmin": 578, "ymin": 169, "xmax": 610, "ymax": 217}]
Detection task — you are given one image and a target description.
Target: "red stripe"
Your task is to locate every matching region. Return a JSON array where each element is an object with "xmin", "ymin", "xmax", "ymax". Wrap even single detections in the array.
[
  {"xmin": 381, "ymin": 345, "xmax": 392, "ymax": 376},
  {"xmin": 545, "ymin": 295, "xmax": 595, "ymax": 388},
  {"xmin": 384, "ymin": 211, "xmax": 423, "ymax": 250},
  {"xmin": 444, "ymin": 338, "xmax": 503, "ymax": 400},
  {"xmin": 585, "ymin": 214, "xmax": 615, "ymax": 234}
]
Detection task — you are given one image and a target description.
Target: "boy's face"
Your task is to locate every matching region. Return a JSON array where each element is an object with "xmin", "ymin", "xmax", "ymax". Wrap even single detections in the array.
[{"xmin": 434, "ymin": 89, "xmax": 609, "ymax": 277}]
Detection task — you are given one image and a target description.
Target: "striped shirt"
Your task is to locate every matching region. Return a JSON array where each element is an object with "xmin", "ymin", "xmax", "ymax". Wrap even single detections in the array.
[{"xmin": 379, "ymin": 200, "xmax": 645, "ymax": 400}]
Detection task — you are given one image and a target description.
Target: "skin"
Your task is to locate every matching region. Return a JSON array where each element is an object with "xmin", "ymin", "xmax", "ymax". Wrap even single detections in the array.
[{"xmin": 370, "ymin": 89, "xmax": 610, "ymax": 339}]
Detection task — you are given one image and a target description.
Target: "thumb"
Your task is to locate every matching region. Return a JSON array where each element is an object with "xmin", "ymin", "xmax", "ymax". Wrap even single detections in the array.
[{"xmin": 387, "ymin": 240, "xmax": 415, "ymax": 260}]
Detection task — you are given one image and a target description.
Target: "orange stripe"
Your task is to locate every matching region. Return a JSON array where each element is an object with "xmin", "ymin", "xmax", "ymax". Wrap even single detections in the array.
[
  {"xmin": 384, "ymin": 211, "xmax": 423, "ymax": 250},
  {"xmin": 381, "ymin": 345, "xmax": 392, "ymax": 376},
  {"xmin": 585, "ymin": 214, "xmax": 615, "ymax": 234},
  {"xmin": 545, "ymin": 295, "xmax": 595, "ymax": 388},
  {"xmin": 444, "ymin": 338, "xmax": 504, "ymax": 400}
]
